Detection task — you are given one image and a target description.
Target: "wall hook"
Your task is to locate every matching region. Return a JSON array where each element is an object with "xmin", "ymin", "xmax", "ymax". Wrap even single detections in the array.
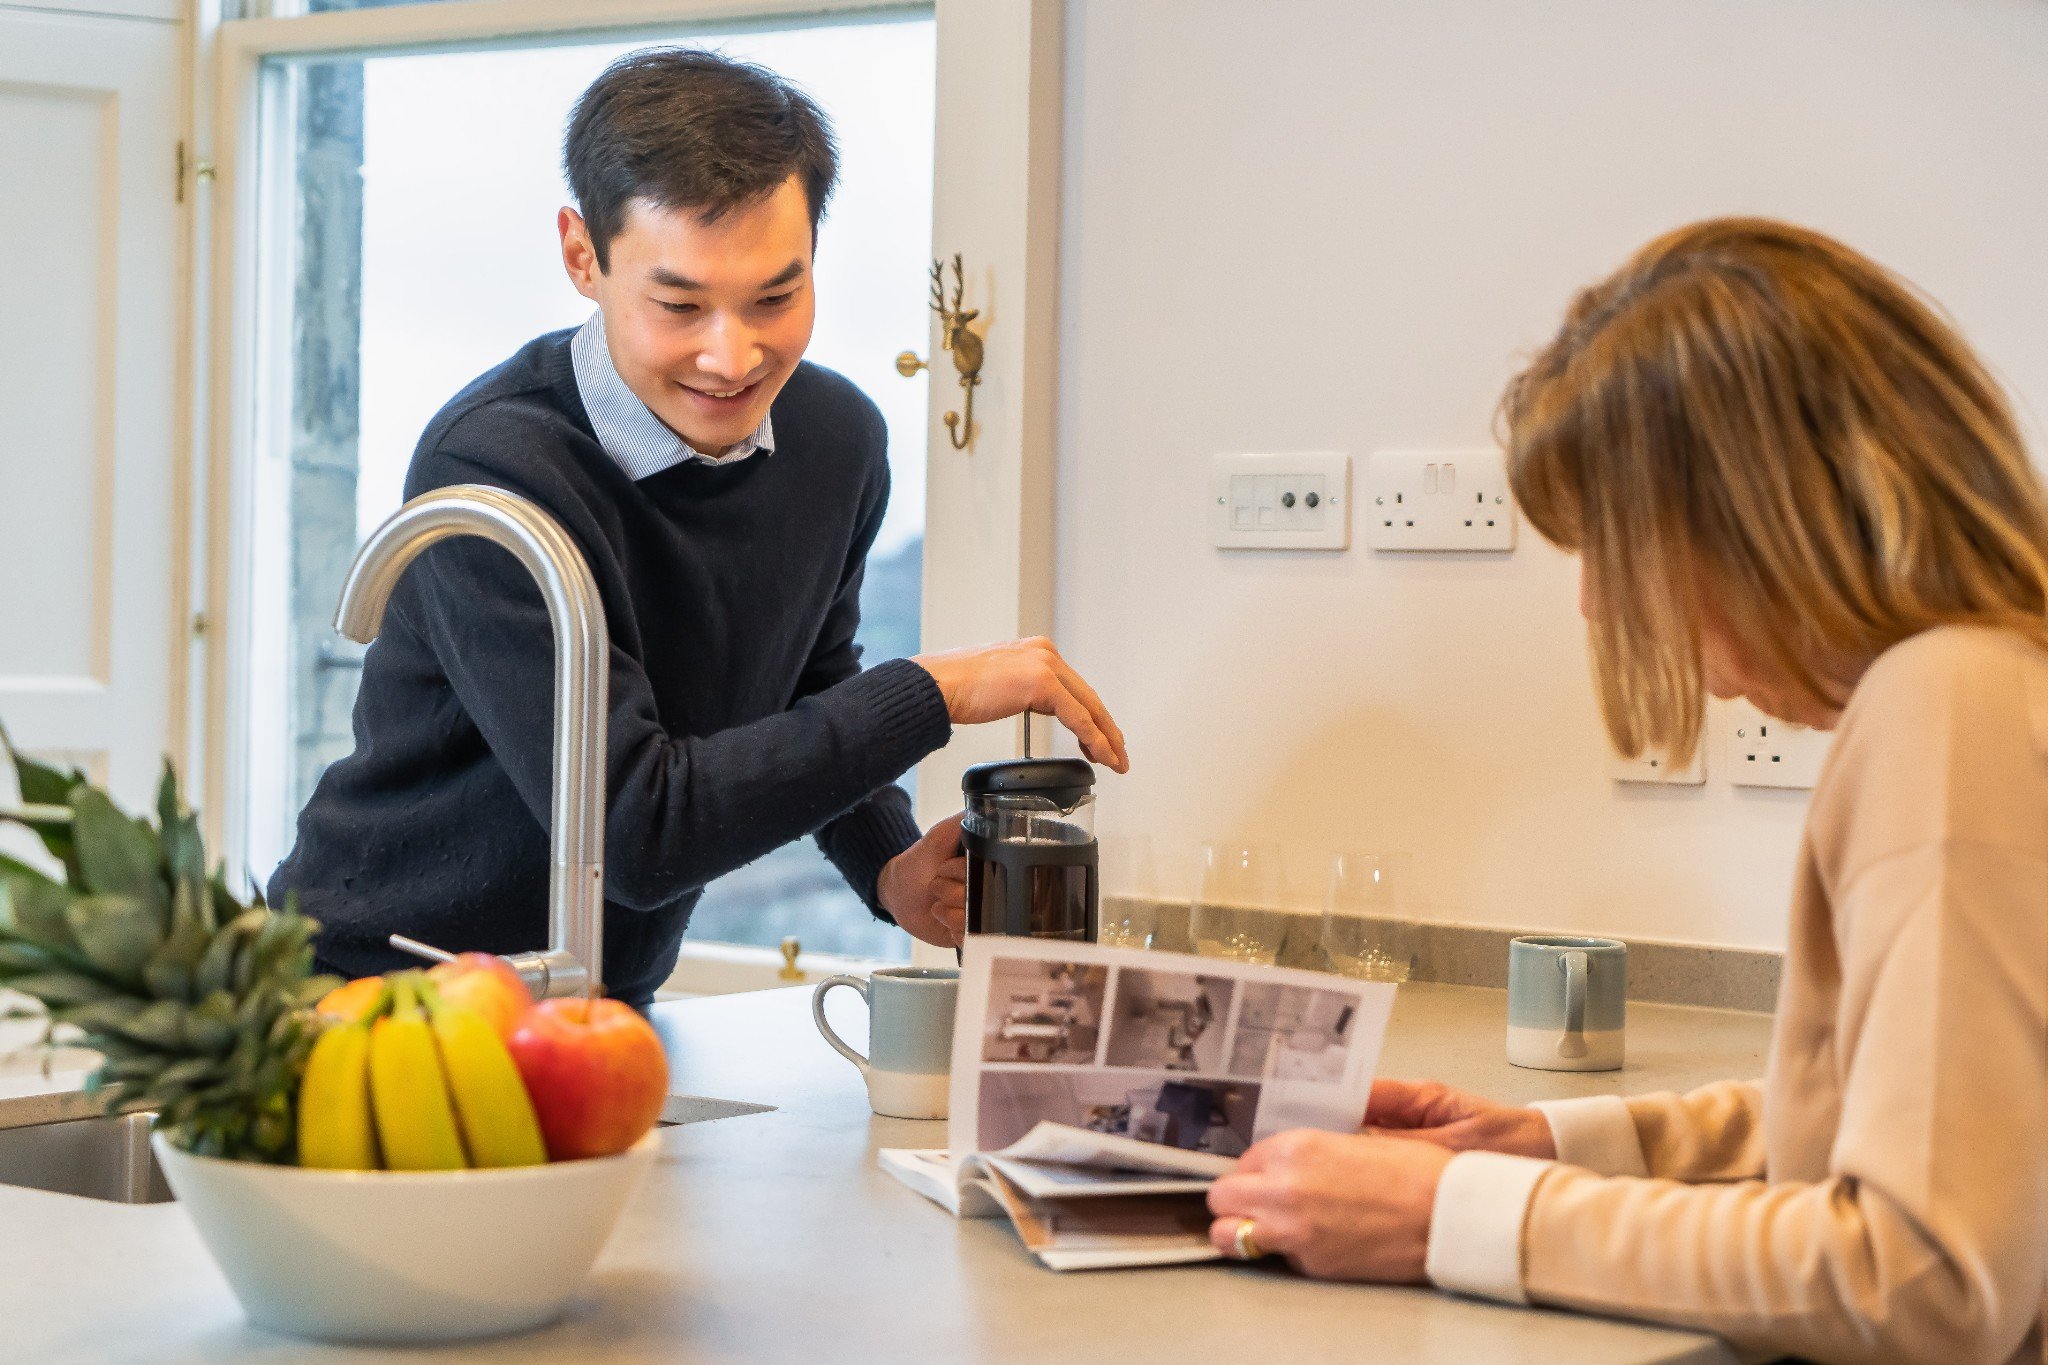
[{"xmin": 896, "ymin": 253, "xmax": 984, "ymax": 450}]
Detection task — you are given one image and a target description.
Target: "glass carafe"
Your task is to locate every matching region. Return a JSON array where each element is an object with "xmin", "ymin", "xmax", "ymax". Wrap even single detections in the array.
[{"xmin": 961, "ymin": 759, "xmax": 1098, "ymax": 942}]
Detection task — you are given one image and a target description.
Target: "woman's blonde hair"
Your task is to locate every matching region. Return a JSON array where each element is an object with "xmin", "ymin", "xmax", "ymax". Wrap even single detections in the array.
[{"xmin": 1503, "ymin": 217, "xmax": 2048, "ymax": 762}]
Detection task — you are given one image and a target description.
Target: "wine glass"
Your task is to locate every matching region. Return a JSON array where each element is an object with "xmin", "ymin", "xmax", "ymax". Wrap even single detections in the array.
[
  {"xmin": 1189, "ymin": 842, "xmax": 1286, "ymax": 965},
  {"xmin": 1097, "ymin": 833, "xmax": 1156, "ymax": 949},
  {"xmin": 1320, "ymin": 851, "xmax": 1413, "ymax": 983}
]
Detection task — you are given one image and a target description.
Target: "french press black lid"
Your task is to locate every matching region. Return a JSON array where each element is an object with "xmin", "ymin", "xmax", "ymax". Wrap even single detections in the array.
[{"xmin": 960, "ymin": 757, "xmax": 1096, "ymax": 810}]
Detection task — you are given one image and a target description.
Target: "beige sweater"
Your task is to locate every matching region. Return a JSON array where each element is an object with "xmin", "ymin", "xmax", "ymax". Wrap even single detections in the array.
[{"xmin": 1425, "ymin": 626, "xmax": 2048, "ymax": 1364}]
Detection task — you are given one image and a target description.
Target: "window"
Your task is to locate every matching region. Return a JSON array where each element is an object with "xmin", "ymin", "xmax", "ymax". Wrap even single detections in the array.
[{"xmin": 240, "ymin": 17, "xmax": 934, "ymax": 962}]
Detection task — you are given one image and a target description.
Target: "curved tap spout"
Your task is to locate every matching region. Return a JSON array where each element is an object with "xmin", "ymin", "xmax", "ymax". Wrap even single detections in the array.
[{"xmin": 333, "ymin": 484, "xmax": 608, "ymax": 998}]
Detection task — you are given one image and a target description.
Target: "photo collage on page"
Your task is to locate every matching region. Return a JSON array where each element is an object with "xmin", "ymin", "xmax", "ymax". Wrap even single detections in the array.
[{"xmin": 973, "ymin": 956, "xmax": 1366, "ymax": 1154}]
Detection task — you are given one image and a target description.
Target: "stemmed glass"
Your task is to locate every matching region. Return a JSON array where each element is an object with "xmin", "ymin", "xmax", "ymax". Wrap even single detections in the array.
[
  {"xmin": 1189, "ymin": 842, "xmax": 1286, "ymax": 965},
  {"xmin": 1097, "ymin": 833, "xmax": 1156, "ymax": 949},
  {"xmin": 1320, "ymin": 851, "xmax": 1413, "ymax": 983}
]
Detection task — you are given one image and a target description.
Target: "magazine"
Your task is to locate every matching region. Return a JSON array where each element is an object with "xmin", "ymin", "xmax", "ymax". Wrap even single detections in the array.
[{"xmin": 879, "ymin": 937, "xmax": 1398, "ymax": 1271}]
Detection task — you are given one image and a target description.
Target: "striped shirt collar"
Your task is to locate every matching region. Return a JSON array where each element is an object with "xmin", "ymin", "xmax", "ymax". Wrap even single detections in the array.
[{"xmin": 569, "ymin": 310, "xmax": 774, "ymax": 481}]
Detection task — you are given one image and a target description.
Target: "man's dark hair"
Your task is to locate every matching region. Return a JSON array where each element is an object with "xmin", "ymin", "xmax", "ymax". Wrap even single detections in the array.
[{"xmin": 564, "ymin": 47, "xmax": 839, "ymax": 272}]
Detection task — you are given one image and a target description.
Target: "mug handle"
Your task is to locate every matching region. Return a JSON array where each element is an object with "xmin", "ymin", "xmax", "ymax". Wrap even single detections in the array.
[
  {"xmin": 1557, "ymin": 950, "xmax": 1589, "ymax": 1059},
  {"xmin": 812, "ymin": 974, "xmax": 871, "ymax": 1072}
]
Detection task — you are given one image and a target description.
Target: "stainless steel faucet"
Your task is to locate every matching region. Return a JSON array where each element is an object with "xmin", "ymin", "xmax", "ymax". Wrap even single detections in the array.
[{"xmin": 332, "ymin": 484, "xmax": 607, "ymax": 999}]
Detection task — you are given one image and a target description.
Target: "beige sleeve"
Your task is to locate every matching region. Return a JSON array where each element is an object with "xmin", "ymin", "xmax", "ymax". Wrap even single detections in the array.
[
  {"xmin": 1534, "ymin": 1082, "xmax": 1766, "ymax": 1181},
  {"xmin": 1518, "ymin": 841, "xmax": 2048, "ymax": 1365},
  {"xmin": 1623, "ymin": 1079, "xmax": 1767, "ymax": 1182}
]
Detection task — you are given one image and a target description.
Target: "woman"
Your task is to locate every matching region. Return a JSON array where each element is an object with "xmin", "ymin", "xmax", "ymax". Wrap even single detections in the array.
[{"xmin": 1207, "ymin": 219, "xmax": 2048, "ymax": 1364}]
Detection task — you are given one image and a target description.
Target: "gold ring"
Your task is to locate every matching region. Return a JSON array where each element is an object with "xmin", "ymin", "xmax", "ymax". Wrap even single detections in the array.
[{"xmin": 1232, "ymin": 1217, "xmax": 1264, "ymax": 1261}]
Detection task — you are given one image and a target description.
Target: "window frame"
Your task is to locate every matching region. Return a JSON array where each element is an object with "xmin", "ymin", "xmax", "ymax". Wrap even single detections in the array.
[{"xmin": 191, "ymin": 0, "xmax": 1063, "ymax": 984}]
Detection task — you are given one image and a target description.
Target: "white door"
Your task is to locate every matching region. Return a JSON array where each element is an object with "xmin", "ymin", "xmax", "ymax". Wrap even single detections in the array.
[{"xmin": 0, "ymin": 11, "xmax": 183, "ymax": 813}]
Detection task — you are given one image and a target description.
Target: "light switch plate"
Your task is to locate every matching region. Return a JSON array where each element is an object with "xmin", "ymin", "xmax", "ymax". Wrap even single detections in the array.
[
  {"xmin": 1724, "ymin": 699, "xmax": 1831, "ymax": 789},
  {"xmin": 1363, "ymin": 449, "xmax": 1516, "ymax": 552},
  {"xmin": 1208, "ymin": 451, "xmax": 1351, "ymax": 551}
]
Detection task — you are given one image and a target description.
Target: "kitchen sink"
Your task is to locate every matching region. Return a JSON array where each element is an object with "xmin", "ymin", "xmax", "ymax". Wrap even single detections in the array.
[
  {"xmin": 0, "ymin": 1112, "xmax": 172, "ymax": 1204},
  {"xmin": 0, "ymin": 1090, "xmax": 762, "ymax": 1205}
]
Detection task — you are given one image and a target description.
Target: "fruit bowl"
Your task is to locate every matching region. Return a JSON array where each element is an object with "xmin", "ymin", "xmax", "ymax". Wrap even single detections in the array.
[{"xmin": 154, "ymin": 1131, "xmax": 657, "ymax": 1344}]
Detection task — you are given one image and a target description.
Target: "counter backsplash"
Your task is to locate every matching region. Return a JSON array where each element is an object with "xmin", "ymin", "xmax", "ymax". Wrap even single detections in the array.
[{"xmin": 1104, "ymin": 898, "xmax": 1780, "ymax": 1014}]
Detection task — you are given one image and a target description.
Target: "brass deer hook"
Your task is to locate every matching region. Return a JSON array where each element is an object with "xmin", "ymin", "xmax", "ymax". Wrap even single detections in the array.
[{"xmin": 895, "ymin": 253, "xmax": 984, "ymax": 450}]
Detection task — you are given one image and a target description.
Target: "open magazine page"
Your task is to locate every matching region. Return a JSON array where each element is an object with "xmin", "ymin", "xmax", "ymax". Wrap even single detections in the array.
[
  {"xmin": 993, "ymin": 1120, "xmax": 1233, "ymax": 1177},
  {"xmin": 947, "ymin": 938, "xmax": 1397, "ymax": 1166},
  {"xmin": 976, "ymin": 1162, "xmax": 1220, "ymax": 1272},
  {"xmin": 982, "ymin": 1152, "xmax": 1214, "ymax": 1200}
]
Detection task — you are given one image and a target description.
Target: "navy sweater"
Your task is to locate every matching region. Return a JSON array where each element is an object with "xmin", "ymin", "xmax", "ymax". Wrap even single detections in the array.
[{"xmin": 269, "ymin": 331, "xmax": 953, "ymax": 1006}]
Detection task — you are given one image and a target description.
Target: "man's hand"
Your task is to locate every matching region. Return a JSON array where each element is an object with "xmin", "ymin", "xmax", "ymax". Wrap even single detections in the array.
[
  {"xmin": 876, "ymin": 813, "xmax": 968, "ymax": 948},
  {"xmin": 1364, "ymin": 1078, "xmax": 1556, "ymax": 1158},
  {"xmin": 1206, "ymin": 1129, "xmax": 1453, "ymax": 1282},
  {"xmin": 911, "ymin": 638, "xmax": 1130, "ymax": 773}
]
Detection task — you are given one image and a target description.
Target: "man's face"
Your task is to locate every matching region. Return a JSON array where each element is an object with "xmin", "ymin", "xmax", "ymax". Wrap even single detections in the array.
[{"xmin": 559, "ymin": 175, "xmax": 816, "ymax": 457}]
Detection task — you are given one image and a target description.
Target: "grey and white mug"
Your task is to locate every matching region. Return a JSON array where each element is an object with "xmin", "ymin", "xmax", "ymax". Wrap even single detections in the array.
[
  {"xmin": 1507, "ymin": 935, "xmax": 1626, "ymax": 1072},
  {"xmin": 812, "ymin": 966, "xmax": 959, "ymax": 1119}
]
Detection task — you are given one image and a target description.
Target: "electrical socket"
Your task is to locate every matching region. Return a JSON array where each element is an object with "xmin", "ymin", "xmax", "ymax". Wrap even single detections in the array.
[
  {"xmin": 1725, "ymin": 699, "xmax": 1832, "ymax": 789},
  {"xmin": 1362, "ymin": 449, "xmax": 1516, "ymax": 552}
]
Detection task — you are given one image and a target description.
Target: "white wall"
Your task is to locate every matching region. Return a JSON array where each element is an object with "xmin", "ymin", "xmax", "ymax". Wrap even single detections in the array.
[{"xmin": 1054, "ymin": 0, "xmax": 2048, "ymax": 950}]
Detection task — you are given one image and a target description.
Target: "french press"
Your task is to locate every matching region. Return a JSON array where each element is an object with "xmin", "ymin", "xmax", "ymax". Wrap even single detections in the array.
[{"xmin": 960, "ymin": 758, "xmax": 1099, "ymax": 942}]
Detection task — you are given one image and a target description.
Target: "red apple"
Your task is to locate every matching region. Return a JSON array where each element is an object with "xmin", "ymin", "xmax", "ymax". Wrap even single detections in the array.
[
  {"xmin": 506, "ymin": 997, "xmax": 668, "ymax": 1161},
  {"xmin": 427, "ymin": 952, "xmax": 534, "ymax": 1039}
]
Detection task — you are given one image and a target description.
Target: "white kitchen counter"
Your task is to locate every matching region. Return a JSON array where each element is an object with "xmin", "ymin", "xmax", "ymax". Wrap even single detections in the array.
[{"xmin": 0, "ymin": 981, "xmax": 1770, "ymax": 1364}]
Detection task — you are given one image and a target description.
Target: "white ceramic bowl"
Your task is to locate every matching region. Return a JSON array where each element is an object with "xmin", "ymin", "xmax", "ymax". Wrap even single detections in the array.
[{"xmin": 153, "ymin": 1131, "xmax": 656, "ymax": 1345}]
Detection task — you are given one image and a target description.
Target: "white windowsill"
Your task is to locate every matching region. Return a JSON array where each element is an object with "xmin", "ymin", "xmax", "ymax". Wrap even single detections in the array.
[{"xmin": 657, "ymin": 940, "xmax": 905, "ymax": 999}]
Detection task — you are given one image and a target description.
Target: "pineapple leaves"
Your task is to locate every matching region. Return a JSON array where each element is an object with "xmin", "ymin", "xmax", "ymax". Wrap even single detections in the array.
[
  {"xmin": 0, "ymin": 941, "xmax": 60, "ymax": 973},
  {"xmin": 141, "ymin": 879, "xmax": 212, "ymax": 1002},
  {"xmin": 0, "ymin": 734, "xmax": 330, "ymax": 1165},
  {"xmin": 6, "ymin": 739, "xmax": 83, "ymax": 808},
  {"xmin": 3, "ymin": 970, "xmax": 121, "ymax": 1009},
  {"xmin": 194, "ymin": 912, "xmax": 262, "ymax": 999},
  {"xmin": 1, "ymin": 729, "xmax": 87, "ymax": 871},
  {"xmin": 55, "ymin": 997, "xmax": 143, "ymax": 1035},
  {"xmin": 64, "ymin": 894, "xmax": 159, "ymax": 985},
  {"xmin": 118, "ymin": 999, "xmax": 192, "ymax": 1051},
  {"xmin": 70, "ymin": 789, "xmax": 168, "ymax": 924},
  {"xmin": 0, "ymin": 850, "xmax": 60, "ymax": 891},
  {"xmin": 0, "ymin": 873, "xmax": 83, "ymax": 961},
  {"xmin": 187, "ymin": 992, "xmax": 239, "ymax": 1054},
  {"xmin": 156, "ymin": 762, "xmax": 205, "ymax": 888}
]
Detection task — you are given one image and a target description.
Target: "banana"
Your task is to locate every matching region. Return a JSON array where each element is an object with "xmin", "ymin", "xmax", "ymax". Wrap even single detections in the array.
[
  {"xmin": 422, "ymin": 980, "xmax": 547, "ymax": 1169},
  {"xmin": 296, "ymin": 1018, "xmax": 380, "ymax": 1170},
  {"xmin": 368, "ymin": 973, "xmax": 469, "ymax": 1170}
]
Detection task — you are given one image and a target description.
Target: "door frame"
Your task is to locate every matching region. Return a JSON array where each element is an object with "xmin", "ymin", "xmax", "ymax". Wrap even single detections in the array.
[{"xmin": 192, "ymin": 0, "xmax": 1063, "ymax": 957}]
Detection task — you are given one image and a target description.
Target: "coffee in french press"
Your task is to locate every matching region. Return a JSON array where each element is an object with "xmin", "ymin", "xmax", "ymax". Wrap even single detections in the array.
[{"xmin": 960, "ymin": 758, "xmax": 1098, "ymax": 942}]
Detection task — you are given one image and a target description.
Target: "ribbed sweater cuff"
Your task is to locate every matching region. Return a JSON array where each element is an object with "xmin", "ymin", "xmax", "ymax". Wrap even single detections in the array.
[
  {"xmin": 846, "ymin": 658, "xmax": 954, "ymax": 764},
  {"xmin": 823, "ymin": 797, "xmax": 925, "ymax": 922},
  {"xmin": 814, "ymin": 659, "xmax": 951, "ymax": 919}
]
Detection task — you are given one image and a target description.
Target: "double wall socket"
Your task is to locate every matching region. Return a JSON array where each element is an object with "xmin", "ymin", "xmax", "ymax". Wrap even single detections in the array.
[
  {"xmin": 1208, "ymin": 451, "xmax": 1351, "ymax": 550},
  {"xmin": 1725, "ymin": 699, "xmax": 1832, "ymax": 789},
  {"xmin": 1605, "ymin": 702, "xmax": 1831, "ymax": 791},
  {"xmin": 1363, "ymin": 449, "xmax": 1517, "ymax": 552}
]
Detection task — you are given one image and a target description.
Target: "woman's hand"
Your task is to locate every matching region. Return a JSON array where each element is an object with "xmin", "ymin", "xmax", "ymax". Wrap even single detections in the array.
[
  {"xmin": 1365, "ymin": 1078, "xmax": 1556, "ymax": 1158},
  {"xmin": 911, "ymin": 637, "xmax": 1130, "ymax": 773},
  {"xmin": 1206, "ymin": 1129, "xmax": 1453, "ymax": 1281},
  {"xmin": 876, "ymin": 813, "xmax": 967, "ymax": 948}
]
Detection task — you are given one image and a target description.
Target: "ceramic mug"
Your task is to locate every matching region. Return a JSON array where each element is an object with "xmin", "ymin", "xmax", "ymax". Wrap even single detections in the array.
[
  {"xmin": 1507, "ymin": 935, "xmax": 1626, "ymax": 1072},
  {"xmin": 812, "ymin": 967, "xmax": 960, "ymax": 1119}
]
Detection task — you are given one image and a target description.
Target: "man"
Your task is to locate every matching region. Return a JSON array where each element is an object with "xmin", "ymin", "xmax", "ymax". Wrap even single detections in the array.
[{"xmin": 270, "ymin": 49, "xmax": 1127, "ymax": 1008}]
